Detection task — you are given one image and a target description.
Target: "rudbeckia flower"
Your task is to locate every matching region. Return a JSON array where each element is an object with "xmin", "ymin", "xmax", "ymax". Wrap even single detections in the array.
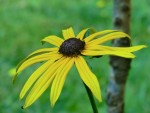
[{"xmin": 15, "ymin": 27, "xmax": 146, "ymax": 108}]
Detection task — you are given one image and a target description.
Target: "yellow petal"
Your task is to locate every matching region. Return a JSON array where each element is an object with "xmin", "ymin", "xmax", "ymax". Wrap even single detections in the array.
[
  {"xmin": 76, "ymin": 28, "xmax": 91, "ymax": 40},
  {"xmin": 86, "ymin": 32, "xmax": 131, "ymax": 46},
  {"xmin": 23, "ymin": 57, "xmax": 66, "ymax": 108},
  {"xmin": 16, "ymin": 49, "xmax": 58, "ymax": 72},
  {"xmin": 50, "ymin": 58, "xmax": 74, "ymax": 106},
  {"xmin": 27, "ymin": 48, "xmax": 58, "ymax": 58},
  {"xmin": 81, "ymin": 50, "xmax": 135, "ymax": 58},
  {"xmin": 84, "ymin": 30, "xmax": 117, "ymax": 42},
  {"xmin": 20, "ymin": 60, "xmax": 55, "ymax": 99},
  {"xmin": 85, "ymin": 45, "xmax": 147, "ymax": 52},
  {"xmin": 16, "ymin": 52, "xmax": 61, "ymax": 74},
  {"xmin": 62, "ymin": 27, "xmax": 75, "ymax": 39},
  {"xmin": 41, "ymin": 35, "xmax": 64, "ymax": 47},
  {"xmin": 75, "ymin": 56, "xmax": 102, "ymax": 101}
]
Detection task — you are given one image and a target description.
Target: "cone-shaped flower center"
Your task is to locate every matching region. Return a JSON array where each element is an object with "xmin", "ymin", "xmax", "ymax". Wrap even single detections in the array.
[{"xmin": 59, "ymin": 38, "xmax": 85, "ymax": 56}]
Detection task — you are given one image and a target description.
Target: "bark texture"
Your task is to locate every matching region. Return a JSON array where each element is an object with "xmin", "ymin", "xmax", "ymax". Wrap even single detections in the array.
[{"xmin": 106, "ymin": 0, "xmax": 131, "ymax": 113}]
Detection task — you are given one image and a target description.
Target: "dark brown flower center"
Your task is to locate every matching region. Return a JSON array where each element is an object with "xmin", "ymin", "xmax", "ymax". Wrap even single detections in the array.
[{"xmin": 59, "ymin": 38, "xmax": 85, "ymax": 56}]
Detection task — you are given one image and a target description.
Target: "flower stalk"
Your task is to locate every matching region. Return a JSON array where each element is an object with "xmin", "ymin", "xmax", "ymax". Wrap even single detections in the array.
[{"xmin": 84, "ymin": 82, "xmax": 98, "ymax": 113}]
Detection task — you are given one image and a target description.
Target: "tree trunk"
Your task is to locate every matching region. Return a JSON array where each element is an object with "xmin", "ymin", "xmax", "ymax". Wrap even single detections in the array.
[{"xmin": 106, "ymin": 0, "xmax": 131, "ymax": 113}]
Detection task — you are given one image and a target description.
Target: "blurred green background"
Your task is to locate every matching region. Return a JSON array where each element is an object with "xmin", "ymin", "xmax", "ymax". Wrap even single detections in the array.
[{"xmin": 0, "ymin": 0, "xmax": 150, "ymax": 113}]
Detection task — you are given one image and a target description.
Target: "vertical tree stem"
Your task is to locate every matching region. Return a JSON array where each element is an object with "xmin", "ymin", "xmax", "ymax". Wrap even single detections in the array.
[
  {"xmin": 84, "ymin": 83, "xmax": 98, "ymax": 113},
  {"xmin": 107, "ymin": 0, "xmax": 131, "ymax": 113}
]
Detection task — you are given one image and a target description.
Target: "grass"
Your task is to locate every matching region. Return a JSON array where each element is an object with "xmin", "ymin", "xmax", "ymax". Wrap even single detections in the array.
[{"xmin": 0, "ymin": 0, "xmax": 149, "ymax": 113}]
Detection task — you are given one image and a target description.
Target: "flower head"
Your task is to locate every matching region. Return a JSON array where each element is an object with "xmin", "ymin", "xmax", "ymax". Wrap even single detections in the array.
[{"xmin": 15, "ymin": 27, "xmax": 146, "ymax": 108}]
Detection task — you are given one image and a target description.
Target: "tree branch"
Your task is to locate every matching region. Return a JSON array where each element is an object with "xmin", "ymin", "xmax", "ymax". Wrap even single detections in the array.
[{"xmin": 107, "ymin": 0, "xmax": 131, "ymax": 113}]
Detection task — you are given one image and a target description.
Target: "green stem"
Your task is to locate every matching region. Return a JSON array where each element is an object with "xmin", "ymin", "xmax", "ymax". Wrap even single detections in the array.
[{"xmin": 83, "ymin": 82, "xmax": 98, "ymax": 113}]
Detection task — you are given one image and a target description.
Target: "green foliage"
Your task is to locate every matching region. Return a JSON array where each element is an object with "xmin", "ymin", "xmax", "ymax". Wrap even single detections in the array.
[{"xmin": 0, "ymin": 0, "xmax": 149, "ymax": 113}]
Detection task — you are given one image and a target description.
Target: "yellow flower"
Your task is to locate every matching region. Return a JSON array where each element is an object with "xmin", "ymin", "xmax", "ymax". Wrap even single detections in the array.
[{"xmin": 15, "ymin": 27, "xmax": 146, "ymax": 108}]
